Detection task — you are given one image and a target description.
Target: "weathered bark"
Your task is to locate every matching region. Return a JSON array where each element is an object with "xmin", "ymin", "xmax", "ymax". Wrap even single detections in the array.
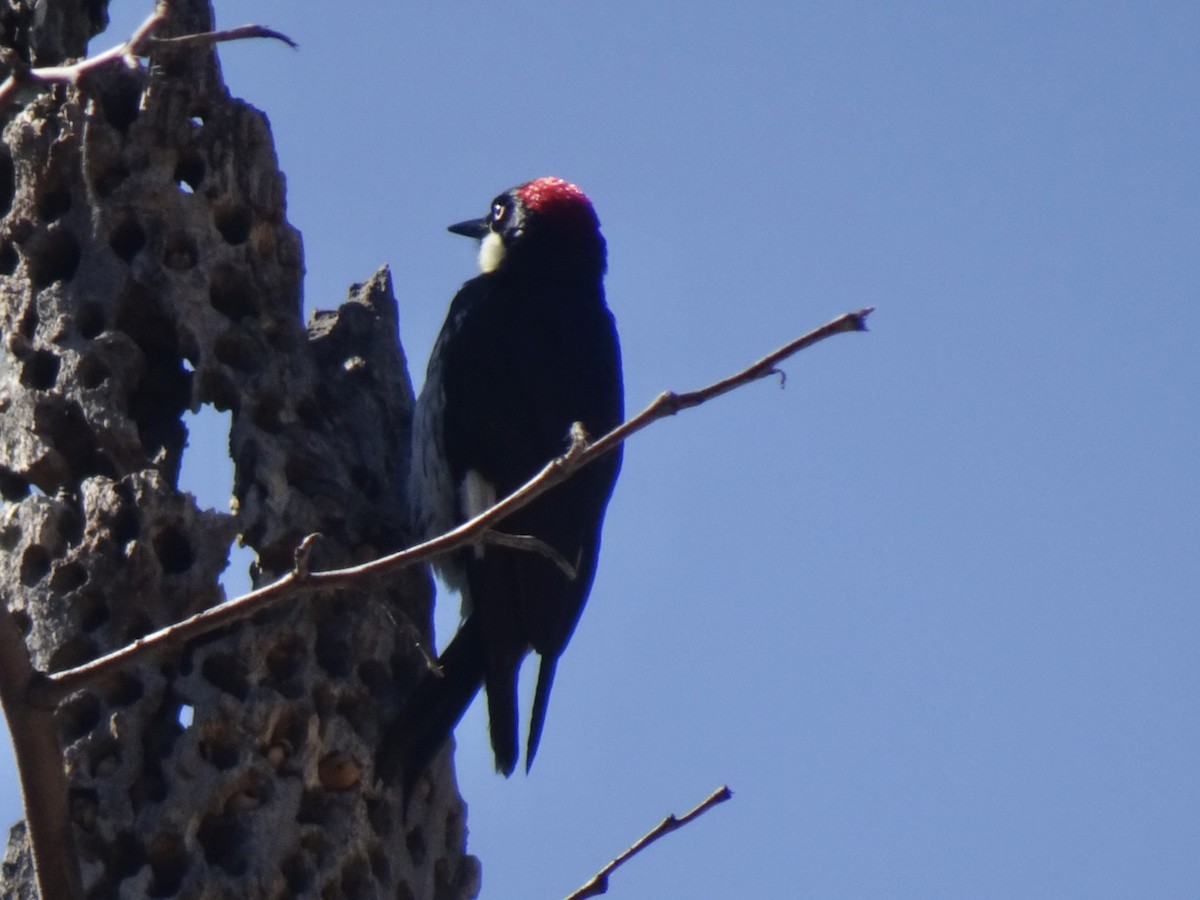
[{"xmin": 0, "ymin": 2, "xmax": 478, "ymax": 897}]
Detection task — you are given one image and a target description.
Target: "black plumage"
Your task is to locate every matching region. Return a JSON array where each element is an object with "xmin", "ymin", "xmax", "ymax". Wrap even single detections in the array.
[{"xmin": 383, "ymin": 177, "xmax": 623, "ymax": 785}]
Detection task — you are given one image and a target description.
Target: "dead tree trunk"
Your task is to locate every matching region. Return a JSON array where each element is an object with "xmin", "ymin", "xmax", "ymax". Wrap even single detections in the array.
[{"xmin": 0, "ymin": 2, "xmax": 477, "ymax": 896}]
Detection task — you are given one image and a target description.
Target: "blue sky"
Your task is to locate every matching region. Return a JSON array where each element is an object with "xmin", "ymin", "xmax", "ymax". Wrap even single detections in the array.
[{"xmin": 3, "ymin": 2, "xmax": 1197, "ymax": 897}]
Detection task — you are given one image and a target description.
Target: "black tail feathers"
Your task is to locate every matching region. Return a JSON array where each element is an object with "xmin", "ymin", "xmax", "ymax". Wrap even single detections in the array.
[
  {"xmin": 525, "ymin": 655, "xmax": 559, "ymax": 773},
  {"xmin": 378, "ymin": 615, "xmax": 559, "ymax": 793}
]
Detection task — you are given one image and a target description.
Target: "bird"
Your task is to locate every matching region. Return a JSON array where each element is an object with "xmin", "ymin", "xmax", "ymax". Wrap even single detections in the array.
[{"xmin": 384, "ymin": 176, "xmax": 624, "ymax": 785}]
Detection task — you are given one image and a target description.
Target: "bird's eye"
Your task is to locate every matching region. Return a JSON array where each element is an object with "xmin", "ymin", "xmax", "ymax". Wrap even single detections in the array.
[{"xmin": 491, "ymin": 202, "xmax": 508, "ymax": 225}]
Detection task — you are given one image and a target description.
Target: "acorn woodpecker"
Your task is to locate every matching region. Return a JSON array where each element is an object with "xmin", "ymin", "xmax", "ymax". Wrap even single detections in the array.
[{"xmin": 389, "ymin": 177, "xmax": 623, "ymax": 782}]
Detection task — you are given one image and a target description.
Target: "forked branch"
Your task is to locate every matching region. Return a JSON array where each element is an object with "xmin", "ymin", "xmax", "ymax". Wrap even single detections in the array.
[{"xmin": 0, "ymin": 3, "xmax": 295, "ymax": 107}]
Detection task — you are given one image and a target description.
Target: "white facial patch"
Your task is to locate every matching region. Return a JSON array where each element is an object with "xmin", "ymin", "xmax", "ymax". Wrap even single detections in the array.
[{"xmin": 478, "ymin": 230, "xmax": 505, "ymax": 272}]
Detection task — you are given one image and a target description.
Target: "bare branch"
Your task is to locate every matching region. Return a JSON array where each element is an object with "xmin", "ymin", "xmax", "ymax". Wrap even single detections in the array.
[
  {"xmin": 564, "ymin": 786, "xmax": 734, "ymax": 900},
  {"xmin": 30, "ymin": 573, "xmax": 300, "ymax": 705},
  {"xmin": 35, "ymin": 308, "xmax": 872, "ymax": 705},
  {"xmin": 0, "ymin": 611, "xmax": 83, "ymax": 899},
  {"xmin": 120, "ymin": 4, "xmax": 167, "ymax": 58},
  {"xmin": 0, "ymin": 6, "xmax": 295, "ymax": 108}
]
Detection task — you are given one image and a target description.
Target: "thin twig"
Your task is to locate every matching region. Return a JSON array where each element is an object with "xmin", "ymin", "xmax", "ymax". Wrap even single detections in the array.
[
  {"xmin": 33, "ymin": 308, "xmax": 872, "ymax": 706},
  {"xmin": 564, "ymin": 786, "xmax": 733, "ymax": 900},
  {"xmin": 483, "ymin": 532, "xmax": 579, "ymax": 580},
  {"xmin": 149, "ymin": 24, "xmax": 298, "ymax": 51}
]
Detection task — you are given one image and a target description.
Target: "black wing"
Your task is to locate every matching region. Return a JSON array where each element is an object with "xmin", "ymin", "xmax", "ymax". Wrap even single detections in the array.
[
  {"xmin": 439, "ymin": 271, "xmax": 623, "ymax": 773},
  {"xmin": 383, "ymin": 271, "xmax": 623, "ymax": 785}
]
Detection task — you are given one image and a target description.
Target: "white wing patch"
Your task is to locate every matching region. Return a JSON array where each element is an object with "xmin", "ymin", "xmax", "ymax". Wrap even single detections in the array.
[
  {"xmin": 454, "ymin": 470, "xmax": 495, "ymax": 618},
  {"xmin": 459, "ymin": 470, "xmax": 497, "ymax": 557}
]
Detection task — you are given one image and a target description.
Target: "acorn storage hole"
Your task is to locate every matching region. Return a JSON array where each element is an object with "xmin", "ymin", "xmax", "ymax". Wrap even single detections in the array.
[
  {"xmin": 210, "ymin": 267, "xmax": 258, "ymax": 321},
  {"xmin": 36, "ymin": 184, "xmax": 72, "ymax": 222},
  {"xmin": 19, "ymin": 349, "xmax": 60, "ymax": 390},
  {"xmin": 77, "ymin": 301, "xmax": 106, "ymax": 338},
  {"xmin": 174, "ymin": 155, "xmax": 204, "ymax": 194},
  {"xmin": 108, "ymin": 216, "xmax": 146, "ymax": 262},
  {"xmin": 0, "ymin": 148, "xmax": 13, "ymax": 217},
  {"xmin": 0, "ymin": 241, "xmax": 17, "ymax": 275},
  {"xmin": 27, "ymin": 227, "xmax": 81, "ymax": 287},
  {"xmin": 213, "ymin": 203, "xmax": 252, "ymax": 245},
  {"xmin": 152, "ymin": 525, "xmax": 193, "ymax": 575},
  {"xmin": 19, "ymin": 544, "xmax": 51, "ymax": 586}
]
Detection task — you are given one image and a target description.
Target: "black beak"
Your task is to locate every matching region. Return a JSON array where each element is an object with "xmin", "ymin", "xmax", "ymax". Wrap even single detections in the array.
[{"xmin": 448, "ymin": 217, "xmax": 490, "ymax": 240}]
